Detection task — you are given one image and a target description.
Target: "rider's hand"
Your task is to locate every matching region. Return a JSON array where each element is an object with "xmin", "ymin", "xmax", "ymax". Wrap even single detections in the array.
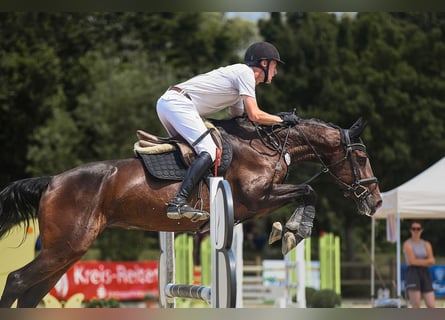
[{"xmin": 278, "ymin": 112, "xmax": 299, "ymax": 126}]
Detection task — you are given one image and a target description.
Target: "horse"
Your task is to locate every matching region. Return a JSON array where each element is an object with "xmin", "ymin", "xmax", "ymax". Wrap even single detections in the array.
[{"xmin": 0, "ymin": 115, "xmax": 382, "ymax": 307}]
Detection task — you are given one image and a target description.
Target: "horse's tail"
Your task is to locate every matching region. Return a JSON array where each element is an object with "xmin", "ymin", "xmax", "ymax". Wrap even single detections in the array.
[{"xmin": 0, "ymin": 176, "xmax": 51, "ymax": 239}]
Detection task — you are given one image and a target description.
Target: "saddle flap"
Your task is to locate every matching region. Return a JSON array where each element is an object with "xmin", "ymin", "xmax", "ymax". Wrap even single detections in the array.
[
  {"xmin": 136, "ymin": 130, "xmax": 169, "ymax": 143},
  {"xmin": 175, "ymin": 142, "xmax": 195, "ymax": 166}
]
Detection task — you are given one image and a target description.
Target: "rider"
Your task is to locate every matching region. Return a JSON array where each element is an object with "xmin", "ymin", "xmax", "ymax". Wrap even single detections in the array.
[{"xmin": 156, "ymin": 41, "xmax": 299, "ymax": 221}]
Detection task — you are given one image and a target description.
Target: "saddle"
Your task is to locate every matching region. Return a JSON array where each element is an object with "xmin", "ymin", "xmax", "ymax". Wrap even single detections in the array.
[{"xmin": 134, "ymin": 122, "xmax": 233, "ymax": 181}]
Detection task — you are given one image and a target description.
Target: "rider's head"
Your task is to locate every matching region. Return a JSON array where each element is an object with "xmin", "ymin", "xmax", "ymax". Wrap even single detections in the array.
[{"xmin": 244, "ymin": 42, "xmax": 284, "ymax": 84}]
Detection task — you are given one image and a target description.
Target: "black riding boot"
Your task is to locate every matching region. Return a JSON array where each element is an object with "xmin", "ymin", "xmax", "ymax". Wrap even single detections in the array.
[{"xmin": 167, "ymin": 151, "xmax": 213, "ymax": 221}]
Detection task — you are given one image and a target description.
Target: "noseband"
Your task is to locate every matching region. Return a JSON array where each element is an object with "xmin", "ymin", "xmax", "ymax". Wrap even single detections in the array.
[{"xmin": 338, "ymin": 129, "xmax": 378, "ymax": 199}]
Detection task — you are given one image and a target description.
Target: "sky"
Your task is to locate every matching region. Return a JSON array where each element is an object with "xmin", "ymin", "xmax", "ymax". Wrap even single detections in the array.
[
  {"xmin": 225, "ymin": 12, "xmax": 269, "ymax": 21},
  {"xmin": 225, "ymin": 12, "xmax": 352, "ymax": 21}
]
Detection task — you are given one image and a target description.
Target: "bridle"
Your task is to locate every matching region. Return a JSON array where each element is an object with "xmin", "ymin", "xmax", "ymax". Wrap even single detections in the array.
[
  {"xmin": 255, "ymin": 122, "xmax": 378, "ymax": 201},
  {"xmin": 296, "ymin": 126, "xmax": 378, "ymax": 201}
]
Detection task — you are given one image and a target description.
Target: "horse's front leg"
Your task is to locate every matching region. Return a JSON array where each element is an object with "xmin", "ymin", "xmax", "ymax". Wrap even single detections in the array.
[
  {"xmin": 264, "ymin": 183, "xmax": 314, "ymax": 205},
  {"xmin": 267, "ymin": 183, "xmax": 317, "ymax": 255}
]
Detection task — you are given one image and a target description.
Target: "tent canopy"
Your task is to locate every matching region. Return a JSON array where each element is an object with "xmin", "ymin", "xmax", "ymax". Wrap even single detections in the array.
[{"xmin": 374, "ymin": 157, "xmax": 445, "ymax": 219}]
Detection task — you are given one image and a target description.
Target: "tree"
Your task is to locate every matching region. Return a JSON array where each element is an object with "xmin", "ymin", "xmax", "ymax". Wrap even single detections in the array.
[
  {"xmin": 73, "ymin": 50, "xmax": 174, "ymax": 162},
  {"xmin": 1, "ymin": 12, "xmax": 258, "ymax": 184},
  {"xmin": 0, "ymin": 13, "xmax": 63, "ymax": 185},
  {"xmin": 27, "ymin": 105, "xmax": 83, "ymax": 176}
]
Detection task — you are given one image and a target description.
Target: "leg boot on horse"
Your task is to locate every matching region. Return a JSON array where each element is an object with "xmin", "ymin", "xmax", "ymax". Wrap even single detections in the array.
[{"xmin": 167, "ymin": 151, "xmax": 213, "ymax": 222}]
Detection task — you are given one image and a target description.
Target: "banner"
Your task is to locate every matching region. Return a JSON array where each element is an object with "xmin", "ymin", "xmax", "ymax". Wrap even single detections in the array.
[{"xmin": 49, "ymin": 261, "xmax": 158, "ymax": 301}]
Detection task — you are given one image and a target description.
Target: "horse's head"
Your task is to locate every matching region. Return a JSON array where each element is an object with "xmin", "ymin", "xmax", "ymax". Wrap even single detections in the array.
[
  {"xmin": 338, "ymin": 118, "xmax": 382, "ymax": 215},
  {"xmin": 268, "ymin": 117, "xmax": 383, "ymax": 255},
  {"xmin": 297, "ymin": 117, "xmax": 382, "ymax": 216}
]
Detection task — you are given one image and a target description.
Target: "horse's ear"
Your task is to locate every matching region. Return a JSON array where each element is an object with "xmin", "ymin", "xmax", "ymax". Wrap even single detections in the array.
[{"xmin": 349, "ymin": 117, "xmax": 367, "ymax": 138}]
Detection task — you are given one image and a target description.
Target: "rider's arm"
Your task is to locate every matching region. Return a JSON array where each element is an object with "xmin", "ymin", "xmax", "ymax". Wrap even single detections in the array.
[
  {"xmin": 242, "ymin": 95, "xmax": 283, "ymax": 125},
  {"xmin": 425, "ymin": 241, "xmax": 436, "ymax": 266},
  {"xmin": 403, "ymin": 240, "xmax": 436, "ymax": 267}
]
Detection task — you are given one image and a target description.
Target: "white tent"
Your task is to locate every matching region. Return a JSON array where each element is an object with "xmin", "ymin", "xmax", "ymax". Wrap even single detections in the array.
[{"xmin": 371, "ymin": 157, "xmax": 445, "ymax": 307}]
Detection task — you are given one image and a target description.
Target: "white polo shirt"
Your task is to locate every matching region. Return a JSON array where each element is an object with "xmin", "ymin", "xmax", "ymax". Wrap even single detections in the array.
[{"xmin": 175, "ymin": 63, "xmax": 256, "ymax": 116}]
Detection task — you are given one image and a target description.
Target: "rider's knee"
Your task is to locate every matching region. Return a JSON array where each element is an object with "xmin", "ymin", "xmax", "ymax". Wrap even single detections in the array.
[{"xmin": 195, "ymin": 143, "xmax": 217, "ymax": 162}]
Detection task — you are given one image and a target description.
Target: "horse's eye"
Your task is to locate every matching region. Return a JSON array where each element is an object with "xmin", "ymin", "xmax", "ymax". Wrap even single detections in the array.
[{"xmin": 356, "ymin": 156, "xmax": 367, "ymax": 166}]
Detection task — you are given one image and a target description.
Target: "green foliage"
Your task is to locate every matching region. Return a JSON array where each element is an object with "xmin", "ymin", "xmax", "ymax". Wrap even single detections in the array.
[
  {"xmin": 27, "ymin": 106, "xmax": 83, "ymax": 176},
  {"xmin": 0, "ymin": 12, "xmax": 254, "ymax": 184},
  {"xmin": 301, "ymin": 287, "xmax": 341, "ymax": 308},
  {"xmin": 95, "ymin": 229, "xmax": 146, "ymax": 261},
  {"xmin": 306, "ymin": 288, "xmax": 341, "ymax": 308},
  {"xmin": 84, "ymin": 298, "xmax": 121, "ymax": 308},
  {"xmin": 74, "ymin": 50, "xmax": 173, "ymax": 161},
  {"xmin": 303, "ymin": 286, "xmax": 317, "ymax": 306},
  {"xmin": 0, "ymin": 12, "xmax": 258, "ymax": 260},
  {"xmin": 0, "ymin": 13, "xmax": 63, "ymax": 183}
]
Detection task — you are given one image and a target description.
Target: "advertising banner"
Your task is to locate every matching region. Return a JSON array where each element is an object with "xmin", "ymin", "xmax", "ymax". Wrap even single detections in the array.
[{"xmin": 49, "ymin": 261, "xmax": 158, "ymax": 301}]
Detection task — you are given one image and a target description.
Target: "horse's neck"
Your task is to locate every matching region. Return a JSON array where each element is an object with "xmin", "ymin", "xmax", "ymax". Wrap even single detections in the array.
[
  {"xmin": 290, "ymin": 123, "xmax": 342, "ymax": 164},
  {"xmin": 214, "ymin": 117, "xmax": 259, "ymax": 141},
  {"xmin": 216, "ymin": 117, "xmax": 342, "ymax": 164}
]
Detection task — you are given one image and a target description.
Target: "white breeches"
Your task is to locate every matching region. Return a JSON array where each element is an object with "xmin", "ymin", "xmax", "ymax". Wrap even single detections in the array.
[{"xmin": 156, "ymin": 90, "xmax": 217, "ymax": 161}]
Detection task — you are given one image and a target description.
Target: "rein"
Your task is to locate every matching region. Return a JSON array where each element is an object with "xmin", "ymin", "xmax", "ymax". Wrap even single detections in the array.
[{"xmin": 254, "ymin": 123, "xmax": 292, "ymax": 171}]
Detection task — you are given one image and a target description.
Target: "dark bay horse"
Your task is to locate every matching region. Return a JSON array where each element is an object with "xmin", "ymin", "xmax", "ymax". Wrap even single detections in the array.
[{"xmin": 0, "ymin": 115, "xmax": 382, "ymax": 307}]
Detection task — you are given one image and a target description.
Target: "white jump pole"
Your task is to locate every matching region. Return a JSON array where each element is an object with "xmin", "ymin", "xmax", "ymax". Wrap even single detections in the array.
[{"xmin": 158, "ymin": 177, "xmax": 236, "ymax": 308}]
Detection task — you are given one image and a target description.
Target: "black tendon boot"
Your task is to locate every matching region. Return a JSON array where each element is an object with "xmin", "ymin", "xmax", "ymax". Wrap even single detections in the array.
[{"xmin": 167, "ymin": 151, "xmax": 213, "ymax": 221}]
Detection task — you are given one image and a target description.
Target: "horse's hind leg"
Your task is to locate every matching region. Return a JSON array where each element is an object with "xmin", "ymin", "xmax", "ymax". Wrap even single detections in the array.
[
  {"xmin": 0, "ymin": 255, "xmax": 50, "ymax": 307},
  {"xmin": 0, "ymin": 249, "xmax": 84, "ymax": 308},
  {"xmin": 17, "ymin": 265, "xmax": 73, "ymax": 308},
  {"xmin": 0, "ymin": 273, "xmax": 21, "ymax": 307},
  {"xmin": 0, "ymin": 249, "xmax": 66, "ymax": 308},
  {"xmin": 0, "ymin": 209, "xmax": 100, "ymax": 308},
  {"xmin": 0, "ymin": 254, "xmax": 49, "ymax": 307}
]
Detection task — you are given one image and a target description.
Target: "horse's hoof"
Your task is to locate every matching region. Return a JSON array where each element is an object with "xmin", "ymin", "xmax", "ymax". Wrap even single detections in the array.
[
  {"xmin": 296, "ymin": 205, "xmax": 315, "ymax": 238},
  {"xmin": 281, "ymin": 232, "xmax": 303, "ymax": 255},
  {"xmin": 268, "ymin": 221, "xmax": 283, "ymax": 244},
  {"xmin": 282, "ymin": 232, "xmax": 296, "ymax": 255},
  {"xmin": 285, "ymin": 206, "xmax": 304, "ymax": 231}
]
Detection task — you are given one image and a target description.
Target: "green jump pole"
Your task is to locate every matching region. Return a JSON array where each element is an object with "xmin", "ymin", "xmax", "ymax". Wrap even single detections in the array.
[
  {"xmin": 305, "ymin": 237, "xmax": 312, "ymax": 285},
  {"xmin": 334, "ymin": 235, "xmax": 341, "ymax": 295}
]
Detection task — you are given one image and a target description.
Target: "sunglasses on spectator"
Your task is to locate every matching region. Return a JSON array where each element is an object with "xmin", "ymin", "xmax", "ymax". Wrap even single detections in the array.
[{"xmin": 410, "ymin": 227, "xmax": 422, "ymax": 231}]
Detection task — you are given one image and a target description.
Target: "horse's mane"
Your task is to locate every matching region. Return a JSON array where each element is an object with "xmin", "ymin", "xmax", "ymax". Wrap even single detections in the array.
[
  {"xmin": 209, "ymin": 116, "xmax": 259, "ymax": 140},
  {"xmin": 209, "ymin": 115, "xmax": 341, "ymax": 137}
]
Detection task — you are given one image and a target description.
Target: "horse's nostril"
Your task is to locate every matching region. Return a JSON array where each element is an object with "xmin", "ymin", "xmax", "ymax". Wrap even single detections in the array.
[{"xmin": 376, "ymin": 199, "xmax": 382, "ymax": 209}]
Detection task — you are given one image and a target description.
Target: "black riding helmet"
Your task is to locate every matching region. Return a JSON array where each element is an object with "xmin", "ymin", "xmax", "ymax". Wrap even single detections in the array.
[{"xmin": 244, "ymin": 42, "xmax": 284, "ymax": 83}]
